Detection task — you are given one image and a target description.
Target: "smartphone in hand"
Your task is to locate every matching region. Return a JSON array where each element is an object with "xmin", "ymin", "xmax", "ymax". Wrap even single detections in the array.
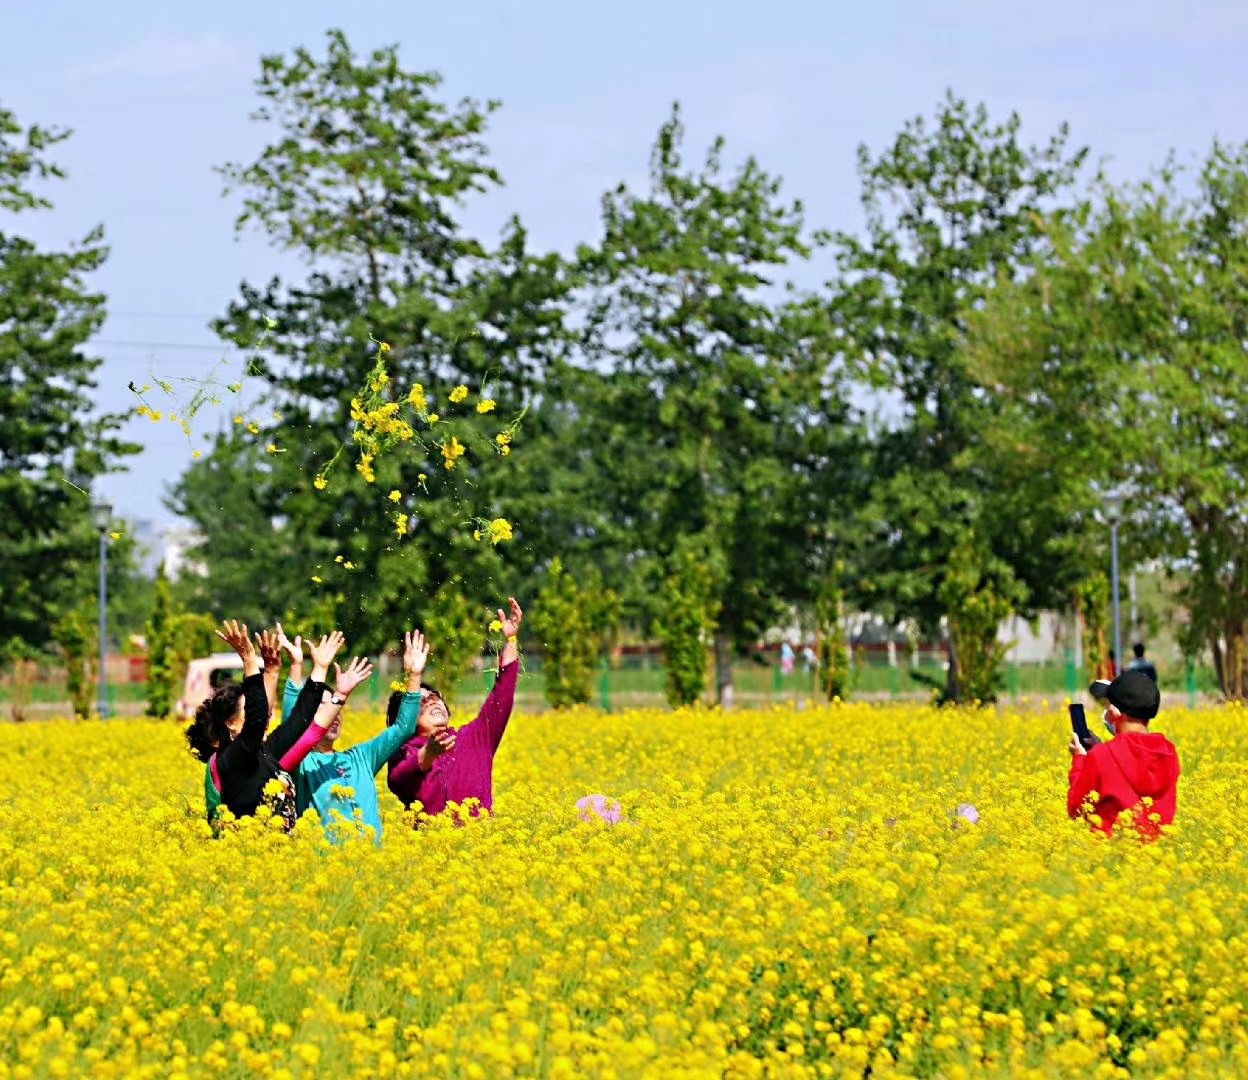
[{"xmin": 1068, "ymin": 703, "xmax": 1100, "ymax": 750}]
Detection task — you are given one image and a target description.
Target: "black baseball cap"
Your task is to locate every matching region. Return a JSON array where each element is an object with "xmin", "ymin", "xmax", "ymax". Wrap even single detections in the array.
[{"xmin": 1089, "ymin": 671, "xmax": 1160, "ymax": 721}]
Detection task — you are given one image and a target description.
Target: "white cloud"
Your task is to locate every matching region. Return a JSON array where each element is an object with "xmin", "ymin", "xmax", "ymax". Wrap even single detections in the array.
[{"xmin": 68, "ymin": 32, "xmax": 251, "ymax": 84}]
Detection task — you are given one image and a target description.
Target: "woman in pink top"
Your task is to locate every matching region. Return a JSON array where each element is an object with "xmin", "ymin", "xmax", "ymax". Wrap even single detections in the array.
[{"xmin": 387, "ymin": 598, "xmax": 523, "ymax": 819}]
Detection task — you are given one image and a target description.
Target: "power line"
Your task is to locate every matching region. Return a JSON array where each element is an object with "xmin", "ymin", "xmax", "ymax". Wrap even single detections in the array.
[
  {"xmin": 94, "ymin": 338, "xmax": 238, "ymax": 352},
  {"xmin": 108, "ymin": 309, "xmax": 219, "ymax": 321}
]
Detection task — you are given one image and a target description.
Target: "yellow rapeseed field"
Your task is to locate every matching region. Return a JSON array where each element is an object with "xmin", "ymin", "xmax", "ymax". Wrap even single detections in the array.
[{"xmin": 2, "ymin": 700, "xmax": 1247, "ymax": 1079}]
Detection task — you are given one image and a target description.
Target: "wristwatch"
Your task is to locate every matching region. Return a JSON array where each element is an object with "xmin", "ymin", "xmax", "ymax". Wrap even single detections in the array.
[{"xmin": 330, "ymin": 694, "xmax": 346, "ymax": 706}]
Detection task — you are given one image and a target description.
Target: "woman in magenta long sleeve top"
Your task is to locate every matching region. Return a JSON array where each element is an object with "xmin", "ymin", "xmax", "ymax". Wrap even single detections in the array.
[{"xmin": 387, "ymin": 598, "xmax": 523, "ymax": 818}]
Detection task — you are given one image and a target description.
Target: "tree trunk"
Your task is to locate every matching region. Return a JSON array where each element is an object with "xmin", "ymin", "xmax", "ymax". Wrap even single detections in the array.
[{"xmin": 714, "ymin": 631, "xmax": 735, "ymax": 709}]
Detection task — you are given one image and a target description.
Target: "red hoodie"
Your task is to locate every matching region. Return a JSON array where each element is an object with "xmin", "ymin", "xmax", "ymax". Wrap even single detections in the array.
[{"xmin": 1068, "ymin": 730, "xmax": 1180, "ymax": 838}]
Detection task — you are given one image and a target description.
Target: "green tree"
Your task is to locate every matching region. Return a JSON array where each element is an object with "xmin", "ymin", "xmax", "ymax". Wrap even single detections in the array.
[
  {"xmin": 935, "ymin": 533, "xmax": 1022, "ymax": 704},
  {"xmin": 0, "ymin": 104, "xmax": 137, "ymax": 654},
  {"xmin": 814, "ymin": 561, "xmax": 851, "ymax": 702},
  {"xmin": 830, "ymin": 93, "xmax": 1089, "ymax": 701},
  {"xmin": 144, "ymin": 564, "xmax": 180, "ymax": 717},
  {"xmin": 52, "ymin": 607, "xmax": 95, "ymax": 718},
  {"xmin": 530, "ymin": 558, "xmax": 620, "ymax": 708},
  {"xmin": 965, "ymin": 143, "xmax": 1248, "ymax": 699},
  {"xmin": 655, "ymin": 544, "xmax": 721, "ymax": 707},
  {"xmin": 171, "ymin": 31, "xmax": 574, "ymax": 648},
  {"xmin": 421, "ymin": 577, "xmax": 483, "ymax": 703},
  {"xmin": 575, "ymin": 106, "xmax": 838, "ymax": 707}
]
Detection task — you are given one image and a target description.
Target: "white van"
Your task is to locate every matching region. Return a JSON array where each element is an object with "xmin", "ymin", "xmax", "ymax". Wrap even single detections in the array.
[{"xmin": 176, "ymin": 653, "xmax": 244, "ymax": 720}]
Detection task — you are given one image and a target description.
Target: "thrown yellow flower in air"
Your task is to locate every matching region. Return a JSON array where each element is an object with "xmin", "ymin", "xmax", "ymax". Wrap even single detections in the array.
[
  {"xmin": 488, "ymin": 517, "xmax": 514, "ymax": 545},
  {"xmin": 266, "ymin": 443, "xmax": 281, "ymax": 455},
  {"xmin": 311, "ymin": 575, "xmax": 323, "ymax": 584},
  {"xmin": 313, "ymin": 476, "xmax": 328, "ymax": 491},
  {"xmin": 110, "ymin": 531, "xmax": 122, "ymax": 542},
  {"xmin": 489, "ymin": 618, "xmax": 503, "ymax": 633},
  {"xmin": 476, "ymin": 398, "xmax": 496, "ymax": 414},
  {"xmin": 192, "ymin": 450, "xmax": 202, "ymax": 460},
  {"xmin": 441, "ymin": 436, "xmax": 466, "ymax": 471},
  {"xmin": 388, "ymin": 490, "xmax": 402, "ymax": 503},
  {"xmin": 395, "ymin": 512, "xmax": 409, "ymax": 538},
  {"xmin": 234, "ymin": 416, "xmax": 244, "ymax": 425},
  {"xmin": 389, "ymin": 680, "xmax": 407, "ymax": 693},
  {"xmin": 334, "ymin": 555, "xmax": 344, "ymax": 563},
  {"xmin": 449, "ymin": 385, "xmax": 469, "ymax": 404},
  {"xmin": 247, "ymin": 422, "xmax": 261, "ymax": 435},
  {"xmin": 227, "ymin": 382, "xmax": 242, "ymax": 393}
]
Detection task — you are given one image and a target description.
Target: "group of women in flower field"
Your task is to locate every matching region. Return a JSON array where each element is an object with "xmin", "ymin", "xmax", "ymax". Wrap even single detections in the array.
[{"xmin": 183, "ymin": 597, "xmax": 524, "ymax": 841}]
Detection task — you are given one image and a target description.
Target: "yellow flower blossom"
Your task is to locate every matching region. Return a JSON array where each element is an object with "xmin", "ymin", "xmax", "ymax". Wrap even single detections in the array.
[
  {"xmin": 488, "ymin": 517, "xmax": 514, "ymax": 545},
  {"xmin": 408, "ymin": 383, "xmax": 427, "ymax": 411},
  {"xmin": 489, "ymin": 618, "xmax": 503, "ymax": 633},
  {"xmin": 441, "ymin": 436, "xmax": 466, "ymax": 471},
  {"xmin": 247, "ymin": 422, "xmax": 260, "ymax": 435},
  {"xmin": 234, "ymin": 415, "xmax": 244, "ymax": 424},
  {"xmin": 388, "ymin": 490, "xmax": 402, "ymax": 503},
  {"xmin": 313, "ymin": 476, "xmax": 328, "ymax": 491},
  {"xmin": 356, "ymin": 454, "xmax": 376, "ymax": 484},
  {"xmin": 449, "ymin": 385, "xmax": 469, "ymax": 404},
  {"xmin": 395, "ymin": 512, "xmax": 409, "ymax": 538},
  {"xmin": 310, "ymin": 575, "xmax": 323, "ymax": 584},
  {"xmin": 476, "ymin": 398, "xmax": 496, "ymax": 414},
  {"xmin": 427, "ymin": 412, "xmax": 440, "ymax": 425}
]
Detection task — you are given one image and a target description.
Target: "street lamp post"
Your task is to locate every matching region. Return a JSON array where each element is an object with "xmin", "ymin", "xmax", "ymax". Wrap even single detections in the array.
[
  {"xmin": 90, "ymin": 499, "xmax": 113, "ymax": 718},
  {"xmin": 1103, "ymin": 491, "xmax": 1124, "ymax": 678}
]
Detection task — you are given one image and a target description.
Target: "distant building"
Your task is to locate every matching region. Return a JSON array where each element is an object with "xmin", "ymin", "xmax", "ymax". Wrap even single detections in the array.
[
  {"xmin": 161, "ymin": 527, "xmax": 205, "ymax": 580},
  {"xmin": 129, "ymin": 518, "xmax": 163, "ymax": 578}
]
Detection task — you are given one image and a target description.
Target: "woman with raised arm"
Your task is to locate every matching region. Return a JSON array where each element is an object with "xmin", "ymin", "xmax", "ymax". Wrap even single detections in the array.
[
  {"xmin": 186, "ymin": 622, "xmax": 343, "ymax": 828},
  {"xmin": 295, "ymin": 629, "xmax": 429, "ymax": 844},
  {"xmin": 387, "ymin": 597, "xmax": 523, "ymax": 821}
]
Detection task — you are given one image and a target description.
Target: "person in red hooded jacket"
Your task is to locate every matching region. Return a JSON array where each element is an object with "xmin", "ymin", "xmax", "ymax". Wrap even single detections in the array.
[{"xmin": 1068, "ymin": 671, "xmax": 1180, "ymax": 839}]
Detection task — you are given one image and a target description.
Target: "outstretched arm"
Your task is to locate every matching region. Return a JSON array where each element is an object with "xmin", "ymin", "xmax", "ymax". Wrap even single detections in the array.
[
  {"xmin": 497, "ymin": 596, "xmax": 523, "ymax": 669},
  {"xmin": 471, "ymin": 597, "xmax": 523, "ymax": 753},
  {"xmin": 266, "ymin": 630, "xmax": 342, "ymax": 762},
  {"xmin": 213, "ymin": 620, "xmax": 269, "ymax": 773},
  {"xmin": 1067, "ymin": 744, "xmax": 1100, "ymax": 820},
  {"xmin": 256, "ymin": 628, "xmax": 282, "ymax": 719},
  {"xmin": 362, "ymin": 629, "xmax": 429, "ymax": 775}
]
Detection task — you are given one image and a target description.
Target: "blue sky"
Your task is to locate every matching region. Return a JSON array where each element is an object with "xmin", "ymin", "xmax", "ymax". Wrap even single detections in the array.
[{"xmin": 2, "ymin": 0, "xmax": 1247, "ymax": 532}]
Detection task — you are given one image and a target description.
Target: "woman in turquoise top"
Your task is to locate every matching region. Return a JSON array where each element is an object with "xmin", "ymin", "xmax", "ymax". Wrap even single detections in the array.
[{"xmin": 294, "ymin": 628, "xmax": 430, "ymax": 843}]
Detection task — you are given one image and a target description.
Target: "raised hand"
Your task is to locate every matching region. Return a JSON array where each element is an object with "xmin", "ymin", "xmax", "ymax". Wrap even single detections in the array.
[
  {"xmin": 215, "ymin": 619, "xmax": 259, "ymax": 677},
  {"xmin": 307, "ymin": 630, "xmax": 346, "ymax": 682},
  {"xmin": 255, "ymin": 628, "xmax": 281, "ymax": 671},
  {"xmin": 419, "ymin": 726, "xmax": 456, "ymax": 770},
  {"xmin": 403, "ymin": 629, "xmax": 430, "ymax": 682},
  {"xmin": 497, "ymin": 597, "xmax": 523, "ymax": 639},
  {"xmin": 275, "ymin": 621, "xmax": 303, "ymax": 665},
  {"xmin": 334, "ymin": 656, "xmax": 374, "ymax": 698}
]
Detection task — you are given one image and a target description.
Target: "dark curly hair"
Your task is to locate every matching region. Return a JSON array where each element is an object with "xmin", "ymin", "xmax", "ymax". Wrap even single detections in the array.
[{"xmin": 185, "ymin": 683, "xmax": 244, "ymax": 763}]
